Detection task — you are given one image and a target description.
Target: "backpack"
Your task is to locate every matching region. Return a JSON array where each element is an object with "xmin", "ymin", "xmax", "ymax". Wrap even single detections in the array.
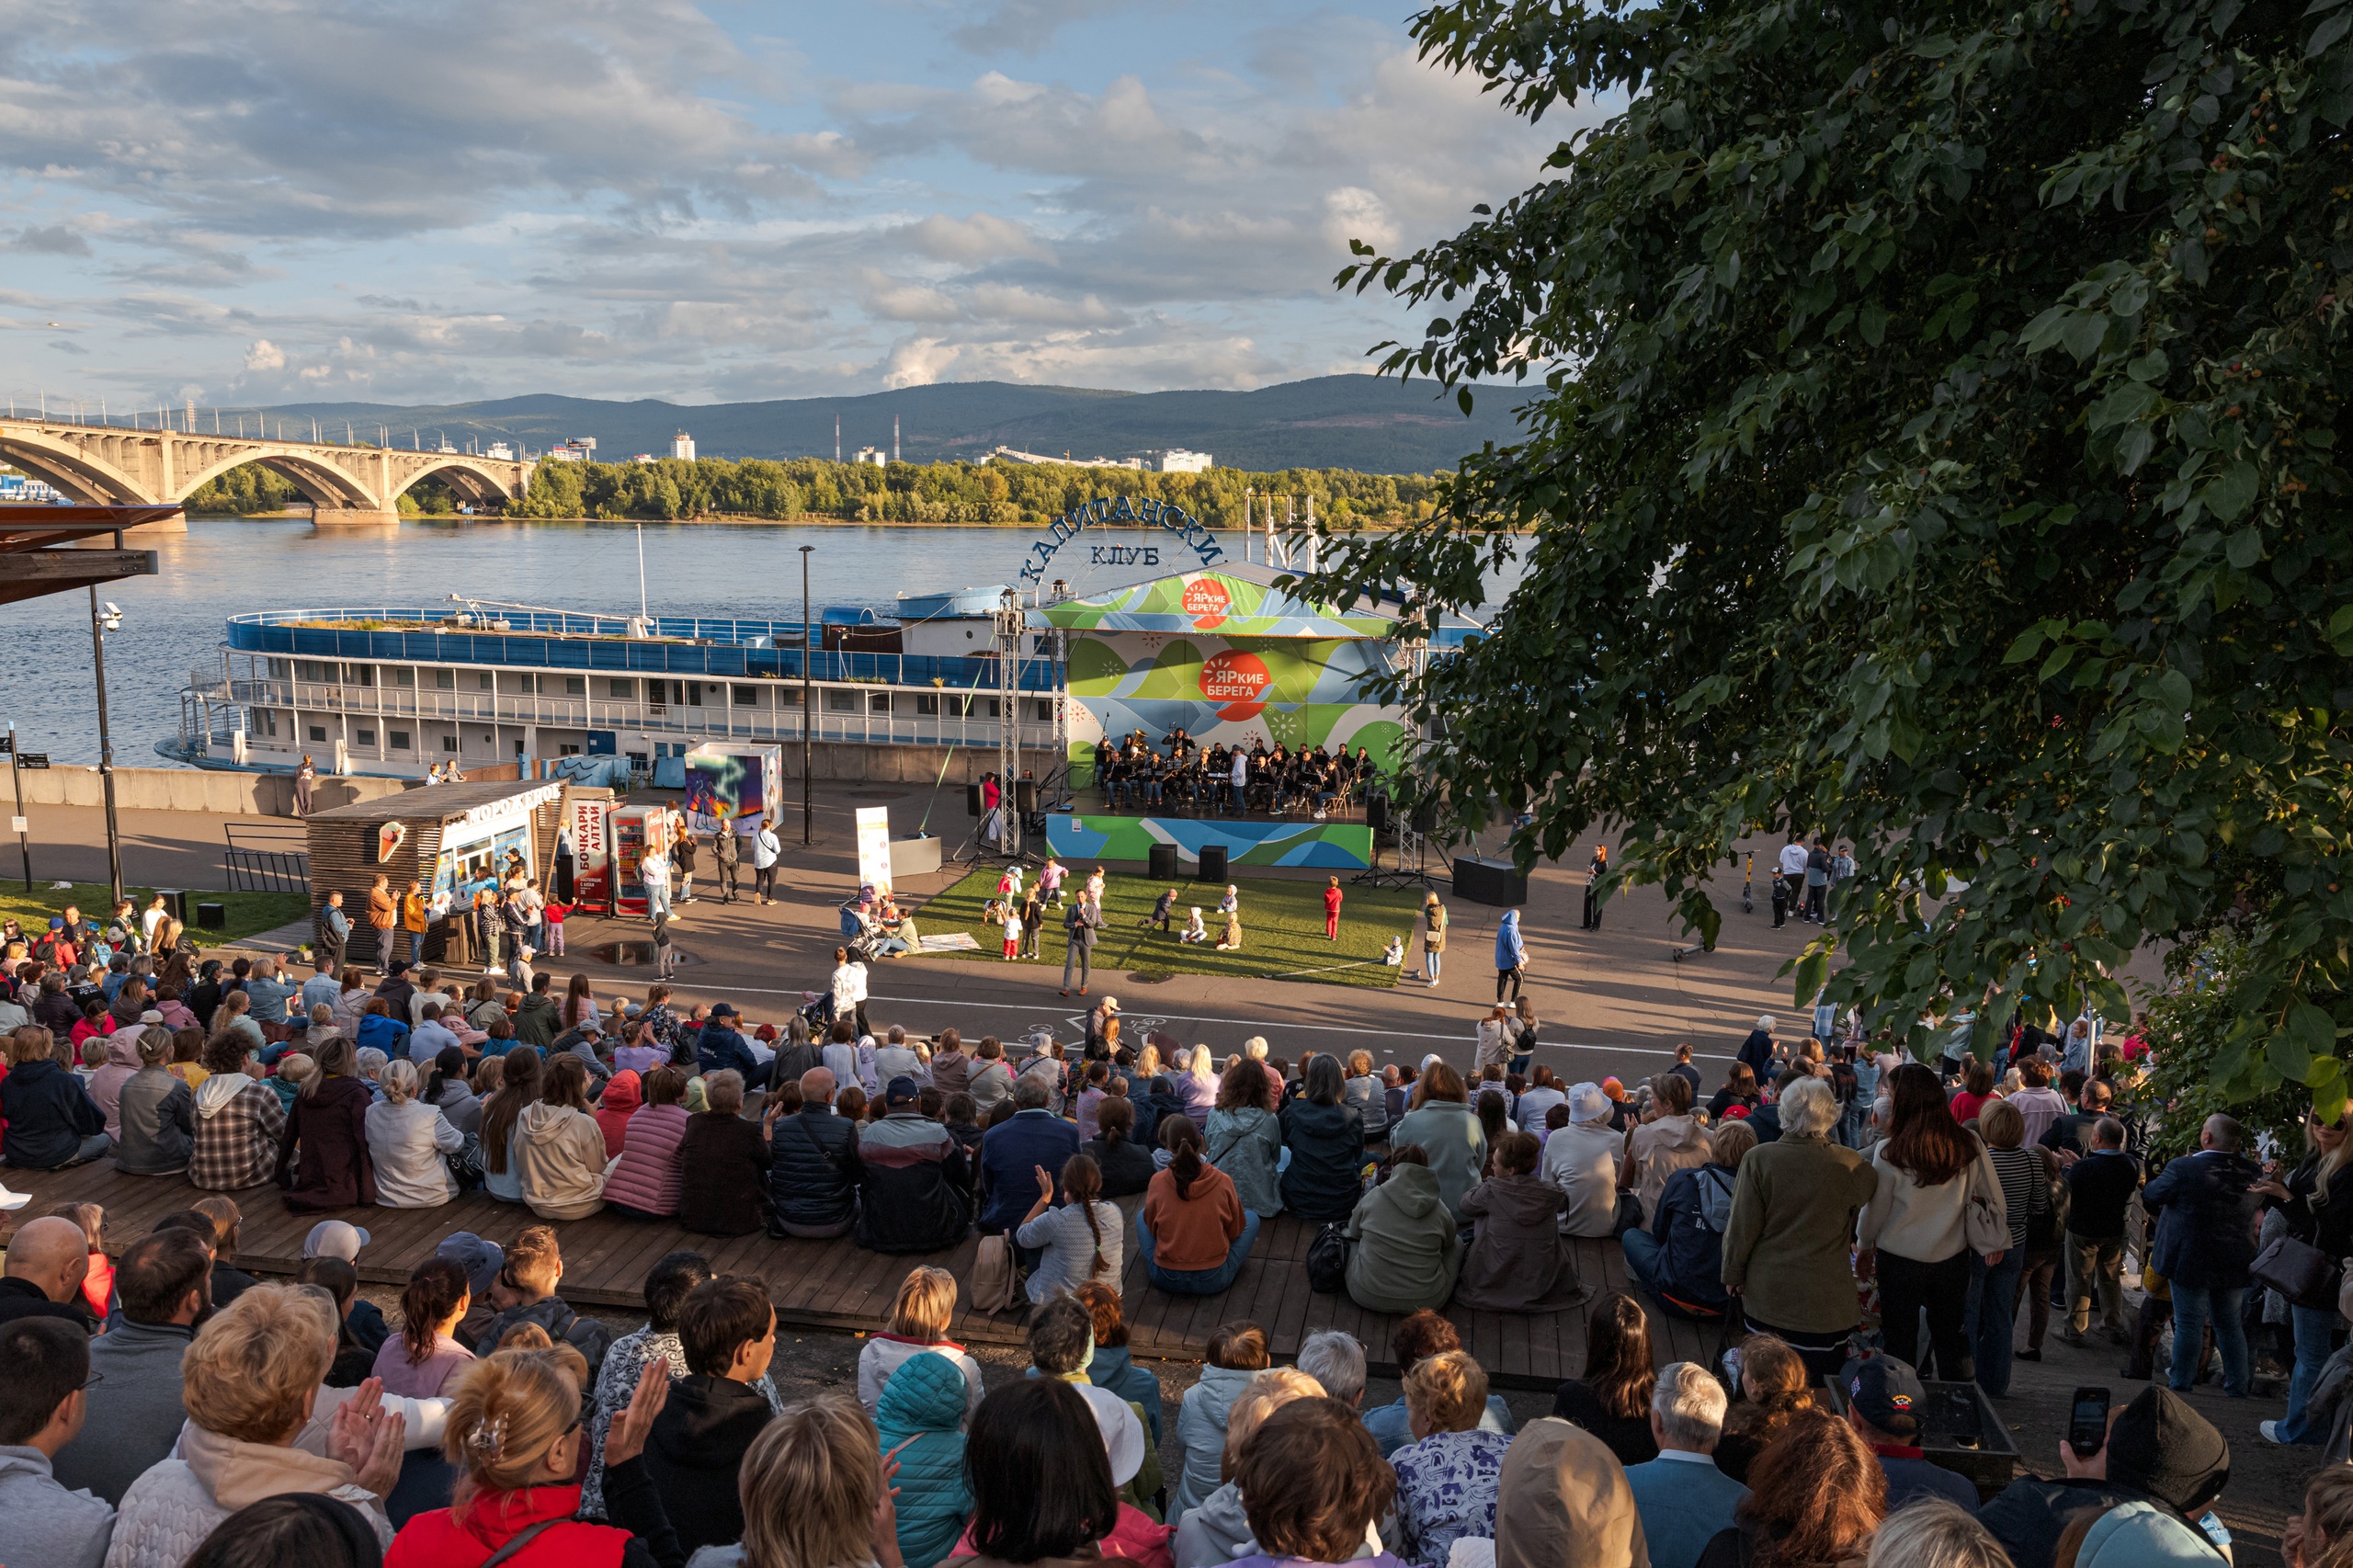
[
  {"xmin": 970, "ymin": 1233, "xmax": 1024, "ymax": 1313},
  {"xmin": 1306, "ymin": 1222, "xmax": 1350, "ymax": 1293}
]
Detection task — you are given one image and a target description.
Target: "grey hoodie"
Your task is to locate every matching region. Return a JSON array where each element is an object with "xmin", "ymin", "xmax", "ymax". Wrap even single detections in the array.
[
  {"xmin": 115, "ymin": 1065, "xmax": 195, "ymax": 1175},
  {"xmin": 0, "ymin": 1444, "xmax": 115, "ymax": 1568}
]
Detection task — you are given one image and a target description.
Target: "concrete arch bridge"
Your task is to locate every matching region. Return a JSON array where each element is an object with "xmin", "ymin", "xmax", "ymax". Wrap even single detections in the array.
[{"xmin": 0, "ymin": 417, "xmax": 530, "ymax": 528}]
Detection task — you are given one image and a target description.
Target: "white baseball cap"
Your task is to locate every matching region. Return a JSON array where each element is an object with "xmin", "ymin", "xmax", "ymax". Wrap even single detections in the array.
[{"xmin": 302, "ymin": 1220, "xmax": 371, "ymax": 1261}]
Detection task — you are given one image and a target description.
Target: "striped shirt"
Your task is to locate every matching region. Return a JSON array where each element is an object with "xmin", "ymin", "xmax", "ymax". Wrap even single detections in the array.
[{"xmin": 1985, "ymin": 1144, "xmax": 2052, "ymax": 1246}]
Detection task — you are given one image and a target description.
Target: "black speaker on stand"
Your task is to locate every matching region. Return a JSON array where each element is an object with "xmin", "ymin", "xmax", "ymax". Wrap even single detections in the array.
[
  {"xmin": 1199, "ymin": 844, "xmax": 1229, "ymax": 882},
  {"xmin": 1149, "ymin": 842, "xmax": 1181, "ymax": 881},
  {"xmin": 1365, "ymin": 790, "xmax": 1390, "ymax": 839},
  {"xmin": 966, "ymin": 783, "xmax": 984, "ymax": 817}
]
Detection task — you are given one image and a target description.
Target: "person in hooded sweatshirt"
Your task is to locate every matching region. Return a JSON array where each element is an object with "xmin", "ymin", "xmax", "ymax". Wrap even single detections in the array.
[
  {"xmin": 113, "ymin": 1027, "xmax": 196, "ymax": 1176},
  {"xmin": 1344, "ymin": 1144, "xmax": 1461, "ymax": 1315},
  {"xmin": 877, "ymin": 1348, "xmax": 974, "ymax": 1568},
  {"xmin": 592, "ymin": 1068, "xmax": 641, "ymax": 1160},
  {"xmin": 275, "ymin": 1036, "xmax": 378, "ymax": 1211},
  {"xmin": 1, "ymin": 1028, "xmax": 109, "ymax": 1169},
  {"xmin": 1171, "ymin": 1368, "xmax": 1327, "ymax": 1568},
  {"xmin": 189, "ymin": 1031, "xmax": 288, "ymax": 1189},
  {"xmin": 1170, "ymin": 1322, "xmax": 1270, "ymax": 1525},
  {"xmin": 513, "ymin": 1054, "xmax": 608, "ymax": 1221},
  {"xmin": 1621, "ymin": 1072, "xmax": 1711, "ymax": 1227},
  {"xmin": 0, "ymin": 1317, "xmax": 116, "ymax": 1568},
  {"xmin": 637, "ymin": 1277, "xmax": 779, "ymax": 1558},
  {"xmin": 1453, "ymin": 1131, "xmax": 1583, "ymax": 1312},
  {"xmin": 87, "ymin": 1018, "xmax": 149, "ymax": 1141}
]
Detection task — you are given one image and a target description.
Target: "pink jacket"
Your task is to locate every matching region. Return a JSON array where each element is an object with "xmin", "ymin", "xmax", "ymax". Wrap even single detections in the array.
[{"xmin": 602, "ymin": 1102, "xmax": 689, "ymax": 1215}]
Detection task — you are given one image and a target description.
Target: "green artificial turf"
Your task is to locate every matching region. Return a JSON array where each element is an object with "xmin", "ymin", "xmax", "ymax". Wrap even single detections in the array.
[
  {"xmin": 910, "ymin": 867, "xmax": 1425, "ymax": 989},
  {"xmin": 0, "ymin": 882, "xmax": 310, "ymax": 946}
]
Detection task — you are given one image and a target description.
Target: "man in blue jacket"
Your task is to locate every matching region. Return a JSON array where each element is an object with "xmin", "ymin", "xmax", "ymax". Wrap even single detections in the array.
[
  {"xmin": 696, "ymin": 1002, "xmax": 770, "ymax": 1089},
  {"xmin": 2143, "ymin": 1113, "xmax": 2263, "ymax": 1397},
  {"xmin": 977, "ymin": 1079, "xmax": 1079, "ymax": 1238}
]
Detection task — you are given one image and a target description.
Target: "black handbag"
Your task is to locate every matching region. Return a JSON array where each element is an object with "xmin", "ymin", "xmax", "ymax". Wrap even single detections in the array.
[
  {"xmin": 1306, "ymin": 1221, "xmax": 1350, "ymax": 1293},
  {"xmin": 2253, "ymin": 1231, "xmax": 2341, "ymax": 1310}
]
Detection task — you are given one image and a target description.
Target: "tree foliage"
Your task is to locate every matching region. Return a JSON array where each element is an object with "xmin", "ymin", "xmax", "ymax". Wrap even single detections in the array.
[{"xmin": 1315, "ymin": 0, "xmax": 2353, "ymax": 1099}]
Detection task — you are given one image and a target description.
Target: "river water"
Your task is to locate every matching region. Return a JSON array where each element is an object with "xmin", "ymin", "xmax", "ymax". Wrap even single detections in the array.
[{"xmin": 0, "ymin": 516, "xmax": 1521, "ymax": 767}]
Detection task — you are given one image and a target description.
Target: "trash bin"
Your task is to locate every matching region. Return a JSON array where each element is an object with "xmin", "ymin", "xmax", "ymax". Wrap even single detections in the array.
[
  {"xmin": 195, "ymin": 902, "xmax": 227, "ymax": 930},
  {"xmin": 157, "ymin": 889, "xmax": 188, "ymax": 923}
]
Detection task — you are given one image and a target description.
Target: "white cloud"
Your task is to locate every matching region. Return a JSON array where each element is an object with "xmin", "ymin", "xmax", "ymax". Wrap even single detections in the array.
[{"xmin": 0, "ymin": 2, "xmax": 1565, "ymax": 405}]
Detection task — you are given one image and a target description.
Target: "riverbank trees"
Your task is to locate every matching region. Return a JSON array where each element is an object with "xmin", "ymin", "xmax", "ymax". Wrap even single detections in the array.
[{"xmin": 185, "ymin": 455, "xmax": 1444, "ymax": 527}]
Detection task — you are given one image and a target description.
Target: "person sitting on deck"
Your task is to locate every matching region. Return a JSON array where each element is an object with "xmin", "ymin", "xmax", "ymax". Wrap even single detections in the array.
[
  {"xmin": 472, "ymin": 1224, "xmax": 612, "ymax": 1383},
  {"xmin": 1359, "ymin": 1311, "xmax": 1517, "ymax": 1459}
]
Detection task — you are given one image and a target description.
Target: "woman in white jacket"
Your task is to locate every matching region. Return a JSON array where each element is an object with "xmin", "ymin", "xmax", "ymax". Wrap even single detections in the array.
[
  {"xmin": 513, "ymin": 1054, "xmax": 608, "ymax": 1221},
  {"xmin": 364, "ymin": 1058, "xmax": 463, "ymax": 1208},
  {"xmin": 1857, "ymin": 1062, "xmax": 2007, "ymax": 1381},
  {"xmin": 105, "ymin": 1286, "xmax": 404, "ymax": 1568}
]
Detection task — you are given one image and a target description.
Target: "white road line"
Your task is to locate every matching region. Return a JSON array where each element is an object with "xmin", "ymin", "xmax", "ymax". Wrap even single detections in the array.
[{"xmin": 705, "ymin": 982, "xmax": 1738, "ymax": 1062}]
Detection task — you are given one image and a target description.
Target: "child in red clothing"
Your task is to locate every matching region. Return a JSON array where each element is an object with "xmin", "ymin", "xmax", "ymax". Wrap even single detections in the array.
[
  {"xmin": 541, "ymin": 899, "xmax": 573, "ymax": 956},
  {"xmin": 1323, "ymin": 877, "xmax": 1343, "ymax": 940}
]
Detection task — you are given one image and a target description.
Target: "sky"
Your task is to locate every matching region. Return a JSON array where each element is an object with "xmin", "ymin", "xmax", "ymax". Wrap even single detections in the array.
[{"xmin": 0, "ymin": 0, "xmax": 1576, "ymax": 410}]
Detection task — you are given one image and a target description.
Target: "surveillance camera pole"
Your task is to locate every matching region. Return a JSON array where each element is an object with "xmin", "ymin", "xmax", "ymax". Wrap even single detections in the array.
[{"xmin": 88, "ymin": 571, "xmax": 122, "ymax": 908}]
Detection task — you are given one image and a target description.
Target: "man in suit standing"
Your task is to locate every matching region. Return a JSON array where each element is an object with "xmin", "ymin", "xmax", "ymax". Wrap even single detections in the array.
[{"xmin": 1061, "ymin": 893, "xmax": 1101, "ymax": 997}]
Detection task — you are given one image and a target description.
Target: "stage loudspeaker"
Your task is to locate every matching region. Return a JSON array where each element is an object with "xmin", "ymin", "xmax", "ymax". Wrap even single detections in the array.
[
  {"xmin": 1016, "ymin": 779, "xmax": 1040, "ymax": 812},
  {"xmin": 966, "ymin": 783, "xmax": 983, "ymax": 817},
  {"xmin": 1199, "ymin": 844, "xmax": 1230, "ymax": 882},
  {"xmin": 1451, "ymin": 855, "xmax": 1527, "ymax": 906},
  {"xmin": 1412, "ymin": 800, "xmax": 1438, "ymax": 835},
  {"xmin": 1149, "ymin": 842, "xmax": 1180, "ymax": 881},
  {"xmin": 1366, "ymin": 792, "xmax": 1390, "ymax": 837}
]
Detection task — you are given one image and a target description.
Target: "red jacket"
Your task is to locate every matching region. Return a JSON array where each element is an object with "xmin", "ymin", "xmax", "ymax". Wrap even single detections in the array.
[{"xmin": 388, "ymin": 1484, "xmax": 629, "ymax": 1568}]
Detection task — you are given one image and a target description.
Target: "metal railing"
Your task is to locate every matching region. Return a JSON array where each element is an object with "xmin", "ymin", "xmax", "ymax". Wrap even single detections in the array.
[{"xmin": 222, "ymin": 823, "xmax": 309, "ymax": 894}]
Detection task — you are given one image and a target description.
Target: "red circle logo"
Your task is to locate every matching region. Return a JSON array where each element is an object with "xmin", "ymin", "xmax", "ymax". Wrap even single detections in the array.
[
  {"xmin": 1181, "ymin": 577, "xmax": 1231, "ymax": 628},
  {"xmin": 1199, "ymin": 651, "xmax": 1270, "ymax": 720}
]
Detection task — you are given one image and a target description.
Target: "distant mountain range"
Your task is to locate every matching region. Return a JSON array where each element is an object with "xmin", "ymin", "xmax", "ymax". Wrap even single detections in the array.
[{"xmin": 239, "ymin": 374, "xmax": 1528, "ymax": 474}]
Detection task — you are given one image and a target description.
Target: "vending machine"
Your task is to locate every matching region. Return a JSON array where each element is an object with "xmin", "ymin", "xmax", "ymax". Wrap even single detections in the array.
[{"xmin": 609, "ymin": 803, "xmax": 670, "ymax": 917}]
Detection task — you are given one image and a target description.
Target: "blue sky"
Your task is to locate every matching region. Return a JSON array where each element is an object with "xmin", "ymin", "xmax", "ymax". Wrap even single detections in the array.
[{"xmin": 0, "ymin": 0, "xmax": 1574, "ymax": 409}]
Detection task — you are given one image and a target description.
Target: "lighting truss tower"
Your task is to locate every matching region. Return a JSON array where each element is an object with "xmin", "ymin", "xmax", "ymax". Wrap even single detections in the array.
[{"xmin": 995, "ymin": 588, "xmax": 1025, "ymax": 859}]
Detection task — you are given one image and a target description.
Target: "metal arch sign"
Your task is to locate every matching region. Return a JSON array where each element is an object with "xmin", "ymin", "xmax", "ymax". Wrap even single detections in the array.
[{"xmin": 1017, "ymin": 494, "xmax": 1223, "ymax": 586}]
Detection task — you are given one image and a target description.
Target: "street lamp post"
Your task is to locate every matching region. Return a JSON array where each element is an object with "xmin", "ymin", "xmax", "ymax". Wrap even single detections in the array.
[
  {"xmin": 800, "ymin": 544, "xmax": 814, "ymax": 846},
  {"xmin": 89, "ymin": 585, "xmax": 123, "ymax": 907}
]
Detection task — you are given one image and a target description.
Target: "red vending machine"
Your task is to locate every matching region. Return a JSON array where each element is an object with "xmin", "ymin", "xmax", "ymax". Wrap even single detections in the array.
[{"xmin": 610, "ymin": 804, "xmax": 668, "ymax": 917}]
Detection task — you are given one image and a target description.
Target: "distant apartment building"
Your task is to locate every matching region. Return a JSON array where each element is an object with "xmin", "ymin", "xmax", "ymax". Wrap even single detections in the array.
[
  {"xmin": 486, "ymin": 440, "xmax": 516, "ymax": 460},
  {"xmin": 1154, "ymin": 449, "xmax": 1212, "ymax": 473},
  {"xmin": 671, "ymin": 431, "xmax": 697, "ymax": 461},
  {"xmin": 854, "ymin": 447, "xmax": 888, "ymax": 468},
  {"xmin": 0, "ymin": 470, "xmax": 64, "ymax": 503}
]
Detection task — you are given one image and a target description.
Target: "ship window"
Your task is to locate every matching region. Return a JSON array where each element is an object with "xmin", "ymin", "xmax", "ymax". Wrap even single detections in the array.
[
  {"xmin": 442, "ymin": 735, "xmax": 459, "ymax": 752},
  {"xmin": 687, "ymin": 682, "xmax": 705, "ymax": 706},
  {"xmin": 608, "ymin": 678, "xmax": 634, "ymax": 699},
  {"xmin": 477, "ymin": 672, "xmax": 494, "ymax": 690},
  {"xmin": 731, "ymin": 685, "xmax": 758, "ymax": 705},
  {"xmin": 434, "ymin": 669, "xmax": 455, "ymax": 689},
  {"xmin": 347, "ymin": 664, "xmax": 375, "ymax": 687},
  {"xmin": 356, "ymin": 729, "xmax": 377, "ymax": 746},
  {"xmin": 307, "ymin": 724, "xmax": 327, "ymax": 743},
  {"xmin": 392, "ymin": 668, "xmax": 415, "ymax": 688},
  {"xmin": 825, "ymin": 688, "xmax": 856, "ymax": 712},
  {"xmin": 389, "ymin": 731, "xmax": 412, "ymax": 750},
  {"xmin": 564, "ymin": 676, "xmax": 586, "ymax": 696},
  {"xmin": 559, "ymin": 744, "xmax": 581, "ymax": 756},
  {"xmin": 915, "ymin": 694, "xmax": 939, "ymax": 716},
  {"xmin": 1032, "ymin": 699, "xmax": 1053, "ymax": 722},
  {"xmin": 869, "ymin": 693, "xmax": 892, "ymax": 714}
]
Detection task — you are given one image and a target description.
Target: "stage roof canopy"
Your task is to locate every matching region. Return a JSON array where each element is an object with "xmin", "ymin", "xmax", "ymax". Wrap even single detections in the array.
[{"xmin": 1036, "ymin": 562, "xmax": 1468, "ymax": 641}]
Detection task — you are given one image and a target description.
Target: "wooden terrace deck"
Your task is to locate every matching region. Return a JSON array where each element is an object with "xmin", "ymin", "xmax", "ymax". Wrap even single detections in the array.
[{"xmin": 0, "ymin": 1160, "xmax": 1723, "ymax": 1388}]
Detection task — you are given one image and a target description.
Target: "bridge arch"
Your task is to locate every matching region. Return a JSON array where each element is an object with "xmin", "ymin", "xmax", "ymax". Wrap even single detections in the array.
[
  {"xmin": 0, "ymin": 428, "xmax": 151, "ymax": 506},
  {"xmin": 174, "ymin": 449, "xmax": 379, "ymax": 511},
  {"xmin": 387, "ymin": 454, "xmax": 525, "ymax": 507}
]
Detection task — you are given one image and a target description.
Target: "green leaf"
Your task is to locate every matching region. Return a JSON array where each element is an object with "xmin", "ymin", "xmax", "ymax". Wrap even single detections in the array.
[
  {"xmin": 2290, "ymin": 1001, "xmax": 2337, "ymax": 1058},
  {"xmin": 1859, "ymin": 305, "xmax": 1889, "ymax": 347},
  {"xmin": 2206, "ymin": 461, "xmax": 2260, "ymax": 520},
  {"xmin": 1457, "ymin": 387, "xmax": 1474, "ymax": 415},
  {"xmin": 1792, "ymin": 948, "xmax": 1830, "ymax": 1009},
  {"xmin": 2225, "ymin": 527, "xmax": 2264, "ymax": 568},
  {"xmin": 2272, "ymin": 1029, "xmax": 2315, "ymax": 1083},
  {"xmin": 2313, "ymin": 11, "xmax": 2352, "ymax": 52}
]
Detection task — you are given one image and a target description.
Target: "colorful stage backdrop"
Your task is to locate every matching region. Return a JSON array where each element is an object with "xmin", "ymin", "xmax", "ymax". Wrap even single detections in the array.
[
  {"xmin": 1040, "ymin": 565, "xmax": 1412, "ymax": 787},
  {"xmin": 1047, "ymin": 813, "xmax": 1375, "ymax": 869}
]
